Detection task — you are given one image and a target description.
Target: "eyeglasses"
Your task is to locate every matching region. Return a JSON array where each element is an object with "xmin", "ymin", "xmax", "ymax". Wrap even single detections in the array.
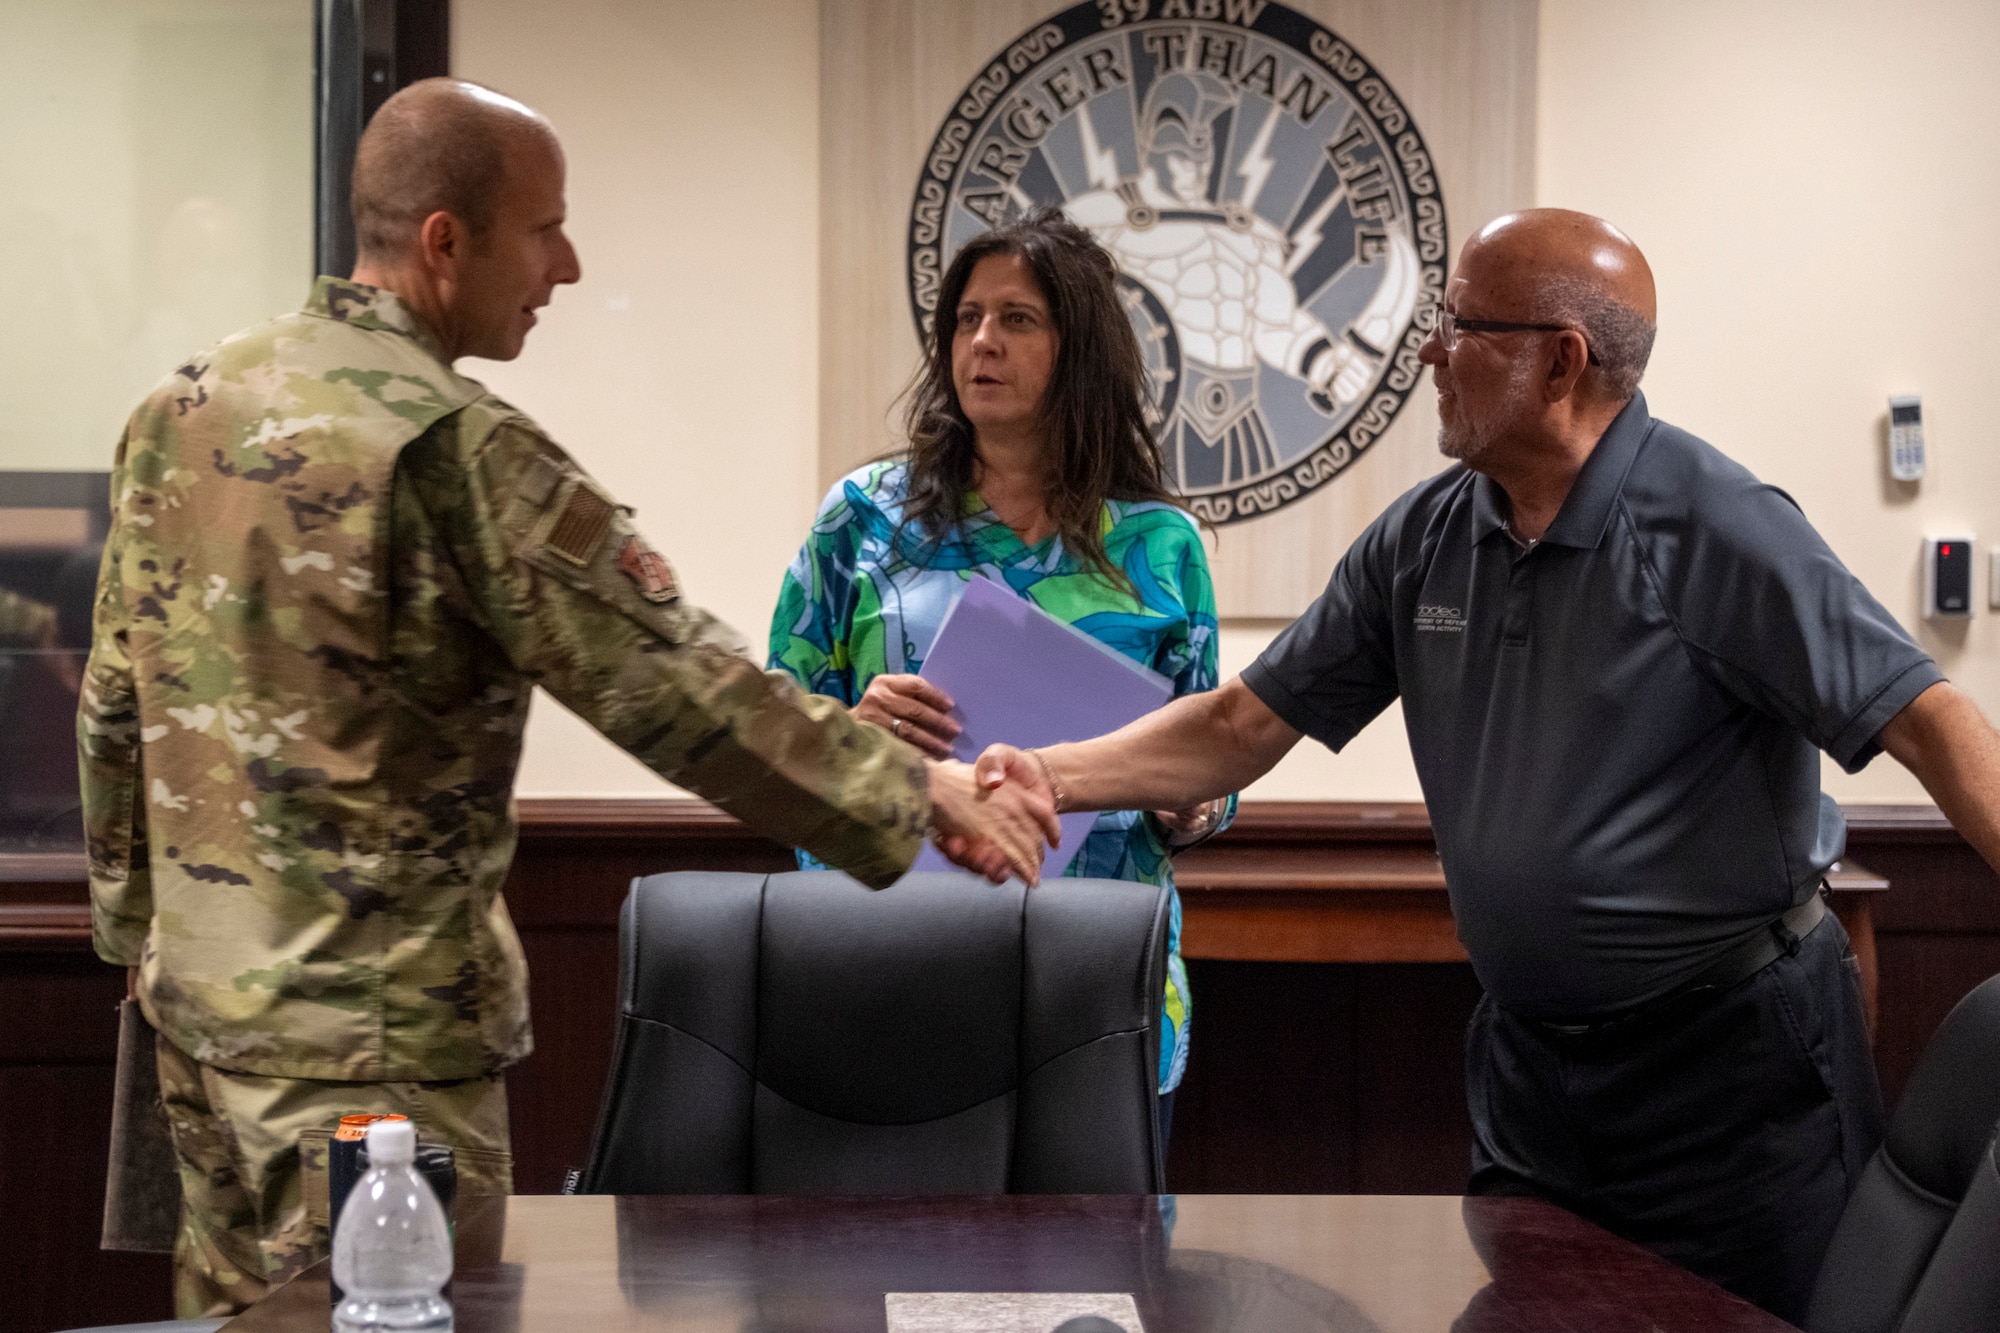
[{"xmin": 1433, "ymin": 309, "xmax": 1600, "ymax": 365}]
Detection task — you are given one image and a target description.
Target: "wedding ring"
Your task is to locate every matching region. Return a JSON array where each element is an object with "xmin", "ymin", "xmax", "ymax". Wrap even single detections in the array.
[{"xmin": 893, "ymin": 719, "xmax": 906, "ymax": 739}]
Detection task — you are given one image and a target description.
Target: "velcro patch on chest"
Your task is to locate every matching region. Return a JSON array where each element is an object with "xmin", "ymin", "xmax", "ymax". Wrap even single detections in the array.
[
  {"xmin": 617, "ymin": 533, "xmax": 680, "ymax": 603},
  {"xmin": 518, "ymin": 452, "xmax": 565, "ymax": 507},
  {"xmin": 543, "ymin": 483, "xmax": 616, "ymax": 566}
]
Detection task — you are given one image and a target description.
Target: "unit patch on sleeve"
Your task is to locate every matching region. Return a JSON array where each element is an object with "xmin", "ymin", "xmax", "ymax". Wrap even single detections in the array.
[{"xmin": 617, "ymin": 534, "xmax": 680, "ymax": 603}]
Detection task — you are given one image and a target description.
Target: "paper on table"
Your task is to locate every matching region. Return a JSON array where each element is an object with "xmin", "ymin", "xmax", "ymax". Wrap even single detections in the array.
[
  {"xmin": 885, "ymin": 1291, "xmax": 1144, "ymax": 1332},
  {"xmin": 910, "ymin": 574, "xmax": 1171, "ymax": 879}
]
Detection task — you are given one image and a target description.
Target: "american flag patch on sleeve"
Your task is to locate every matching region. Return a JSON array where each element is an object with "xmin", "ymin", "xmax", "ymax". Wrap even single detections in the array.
[{"xmin": 544, "ymin": 484, "xmax": 616, "ymax": 566}]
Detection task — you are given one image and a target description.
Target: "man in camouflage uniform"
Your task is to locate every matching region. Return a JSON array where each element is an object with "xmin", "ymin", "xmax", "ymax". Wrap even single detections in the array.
[{"xmin": 79, "ymin": 79, "xmax": 1055, "ymax": 1316}]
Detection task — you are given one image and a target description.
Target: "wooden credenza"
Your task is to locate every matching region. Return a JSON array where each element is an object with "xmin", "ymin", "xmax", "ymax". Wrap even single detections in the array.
[{"xmin": 1171, "ymin": 802, "xmax": 1886, "ymax": 1028}]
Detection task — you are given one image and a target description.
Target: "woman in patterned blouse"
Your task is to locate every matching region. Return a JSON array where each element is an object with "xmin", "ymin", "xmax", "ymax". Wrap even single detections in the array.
[{"xmin": 768, "ymin": 208, "xmax": 1235, "ymax": 1135}]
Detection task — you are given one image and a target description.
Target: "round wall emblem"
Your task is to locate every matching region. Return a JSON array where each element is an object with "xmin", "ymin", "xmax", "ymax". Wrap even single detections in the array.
[{"xmin": 907, "ymin": 1, "xmax": 1447, "ymax": 524}]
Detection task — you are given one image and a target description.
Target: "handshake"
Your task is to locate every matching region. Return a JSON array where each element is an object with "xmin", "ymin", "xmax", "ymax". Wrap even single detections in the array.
[
  {"xmin": 926, "ymin": 745, "xmax": 1062, "ymax": 885},
  {"xmin": 862, "ymin": 674, "xmax": 1230, "ymax": 887},
  {"xmin": 860, "ymin": 673, "xmax": 1069, "ymax": 886},
  {"xmin": 924, "ymin": 743, "xmax": 1224, "ymax": 886}
]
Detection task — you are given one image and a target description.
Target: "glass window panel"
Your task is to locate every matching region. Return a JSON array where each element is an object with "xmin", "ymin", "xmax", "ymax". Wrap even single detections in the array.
[
  {"xmin": 0, "ymin": 0, "xmax": 313, "ymax": 474},
  {"xmin": 0, "ymin": 0, "xmax": 313, "ymax": 850}
]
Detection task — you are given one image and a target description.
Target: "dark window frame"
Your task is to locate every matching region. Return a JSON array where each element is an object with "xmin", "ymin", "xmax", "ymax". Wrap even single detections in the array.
[{"xmin": 314, "ymin": 0, "xmax": 451, "ymax": 280}]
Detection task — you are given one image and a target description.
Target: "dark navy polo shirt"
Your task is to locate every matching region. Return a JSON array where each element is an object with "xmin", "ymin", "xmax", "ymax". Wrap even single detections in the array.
[{"xmin": 1243, "ymin": 394, "xmax": 1942, "ymax": 1018}]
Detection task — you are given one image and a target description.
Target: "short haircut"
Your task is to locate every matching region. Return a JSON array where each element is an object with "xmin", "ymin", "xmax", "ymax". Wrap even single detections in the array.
[
  {"xmin": 350, "ymin": 78, "xmax": 547, "ymax": 262},
  {"xmin": 1537, "ymin": 276, "xmax": 1657, "ymax": 400}
]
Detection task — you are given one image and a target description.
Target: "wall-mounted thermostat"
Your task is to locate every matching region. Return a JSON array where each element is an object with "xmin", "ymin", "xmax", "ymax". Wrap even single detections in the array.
[
  {"xmin": 1924, "ymin": 536, "xmax": 1973, "ymax": 619},
  {"xmin": 1889, "ymin": 395, "xmax": 1926, "ymax": 481}
]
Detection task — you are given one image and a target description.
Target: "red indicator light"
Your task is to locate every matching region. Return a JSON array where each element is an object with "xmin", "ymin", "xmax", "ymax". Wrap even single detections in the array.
[{"xmin": 1942, "ymin": 545, "xmax": 1953, "ymax": 556}]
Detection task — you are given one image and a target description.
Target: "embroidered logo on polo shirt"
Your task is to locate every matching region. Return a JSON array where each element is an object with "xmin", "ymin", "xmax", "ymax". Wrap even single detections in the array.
[{"xmin": 1415, "ymin": 603, "xmax": 1466, "ymax": 633}]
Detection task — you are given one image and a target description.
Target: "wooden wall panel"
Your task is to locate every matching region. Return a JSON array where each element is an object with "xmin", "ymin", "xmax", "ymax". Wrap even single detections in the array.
[
  {"xmin": 508, "ymin": 928, "xmax": 623, "ymax": 1194},
  {"xmin": 1349, "ymin": 962, "xmax": 1483, "ymax": 1192},
  {"xmin": 1165, "ymin": 960, "xmax": 1357, "ymax": 1192},
  {"xmin": 1842, "ymin": 818, "xmax": 2000, "ymax": 1105},
  {"xmin": 819, "ymin": 0, "xmax": 1538, "ymax": 616},
  {"xmin": 1163, "ymin": 959, "xmax": 1481, "ymax": 1195},
  {"xmin": 0, "ymin": 957, "xmax": 173, "ymax": 1332}
]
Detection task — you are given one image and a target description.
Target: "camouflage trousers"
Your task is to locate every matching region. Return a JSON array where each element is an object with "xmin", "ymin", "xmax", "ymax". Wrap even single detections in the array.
[{"xmin": 154, "ymin": 1035, "xmax": 512, "ymax": 1318}]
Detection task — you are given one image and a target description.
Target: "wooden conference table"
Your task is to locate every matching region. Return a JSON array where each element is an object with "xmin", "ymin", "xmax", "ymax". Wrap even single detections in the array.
[{"xmin": 222, "ymin": 1193, "xmax": 1795, "ymax": 1332}]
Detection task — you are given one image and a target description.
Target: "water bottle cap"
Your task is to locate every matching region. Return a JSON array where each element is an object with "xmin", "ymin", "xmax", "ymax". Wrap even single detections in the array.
[{"xmin": 365, "ymin": 1116, "xmax": 416, "ymax": 1164}]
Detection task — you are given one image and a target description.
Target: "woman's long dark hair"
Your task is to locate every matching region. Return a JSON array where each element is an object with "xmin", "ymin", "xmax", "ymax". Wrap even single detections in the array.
[{"xmin": 899, "ymin": 207, "xmax": 1182, "ymax": 590}]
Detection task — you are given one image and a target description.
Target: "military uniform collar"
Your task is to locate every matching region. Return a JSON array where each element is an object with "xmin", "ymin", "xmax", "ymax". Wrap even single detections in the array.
[{"xmin": 304, "ymin": 276, "xmax": 451, "ymax": 365}]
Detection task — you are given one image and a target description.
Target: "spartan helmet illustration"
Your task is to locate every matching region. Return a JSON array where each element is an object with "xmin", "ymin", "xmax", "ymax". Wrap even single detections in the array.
[{"xmin": 1139, "ymin": 70, "xmax": 1238, "ymax": 204}]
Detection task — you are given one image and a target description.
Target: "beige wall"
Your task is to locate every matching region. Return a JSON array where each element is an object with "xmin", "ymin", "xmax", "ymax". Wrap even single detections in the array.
[
  {"xmin": 1538, "ymin": 0, "xmax": 2000, "ymax": 804},
  {"xmin": 468, "ymin": 0, "xmax": 1996, "ymax": 806},
  {"xmin": 455, "ymin": 0, "xmax": 822, "ymax": 797},
  {"xmin": 1222, "ymin": 0, "xmax": 2000, "ymax": 805}
]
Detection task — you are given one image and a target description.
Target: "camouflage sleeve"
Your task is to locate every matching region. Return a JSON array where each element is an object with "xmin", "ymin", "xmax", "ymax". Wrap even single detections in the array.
[
  {"xmin": 403, "ymin": 416, "xmax": 929, "ymax": 889},
  {"xmin": 77, "ymin": 433, "xmax": 153, "ymax": 965}
]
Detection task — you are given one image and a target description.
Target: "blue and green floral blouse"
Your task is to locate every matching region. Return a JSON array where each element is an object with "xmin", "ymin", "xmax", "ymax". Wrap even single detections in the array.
[{"xmin": 767, "ymin": 460, "xmax": 1236, "ymax": 1093}]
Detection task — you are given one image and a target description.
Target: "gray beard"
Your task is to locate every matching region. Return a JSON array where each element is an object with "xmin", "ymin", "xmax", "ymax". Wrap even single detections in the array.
[
  {"xmin": 1436, "ymin": 417, "xmax": 1487, "ymax": 463},
  {"xmin": 1437, "ymin": 361, "xmax": 1537, "ymax": 464}
]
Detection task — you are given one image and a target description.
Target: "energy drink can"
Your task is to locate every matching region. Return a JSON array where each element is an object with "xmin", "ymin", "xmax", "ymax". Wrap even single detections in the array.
[{"xmin": 328, "ymin": 1115, "xmax": 405, "ymax": 1237}]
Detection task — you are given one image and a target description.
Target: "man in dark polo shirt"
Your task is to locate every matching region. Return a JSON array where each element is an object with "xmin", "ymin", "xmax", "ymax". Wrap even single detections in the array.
[{"xmin": 962, "ymin": 209, "xmax": 2000, "ymax": 1320}]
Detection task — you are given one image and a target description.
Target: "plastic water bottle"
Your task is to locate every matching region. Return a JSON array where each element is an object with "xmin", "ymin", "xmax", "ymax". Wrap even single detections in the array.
[{"xmin": 332, "ymin": 1118, "xmax": 454, "ymax": 1332}]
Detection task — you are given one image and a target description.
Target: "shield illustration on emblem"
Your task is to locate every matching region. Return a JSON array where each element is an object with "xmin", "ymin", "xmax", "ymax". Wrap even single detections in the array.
[{"xmin": 907, "ymin": 1, "xmax": 1447, "ymax": 524}]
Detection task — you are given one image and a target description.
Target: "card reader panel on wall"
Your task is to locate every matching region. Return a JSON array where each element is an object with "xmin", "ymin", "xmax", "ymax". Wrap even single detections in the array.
[{"xmin": 1924, "ymin": 537, "xmax": 1973, "ymax": 619}]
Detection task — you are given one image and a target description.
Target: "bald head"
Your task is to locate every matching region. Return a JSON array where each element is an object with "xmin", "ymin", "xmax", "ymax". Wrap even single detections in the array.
[
  {"xmin": 1460, "ymin": 210, "xmax": 1658, "ymax": 399},
  {"xmin": 352, "ymin": 78, "xmax": 559, "ymax": 263}
]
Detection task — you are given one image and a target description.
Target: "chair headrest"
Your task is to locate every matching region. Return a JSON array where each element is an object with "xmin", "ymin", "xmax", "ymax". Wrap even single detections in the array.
[
  {"xmin": 758, "ymin": 872, "xmax": 1028, "ymax": 1123},
  {"xmin": 620, "ymin": 870, "xmax": 1167, "ymax": 1127}
]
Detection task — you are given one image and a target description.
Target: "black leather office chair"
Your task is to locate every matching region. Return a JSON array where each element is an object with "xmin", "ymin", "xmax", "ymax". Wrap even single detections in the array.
[
  {"xmin": 1894, "ymin": 1127, "xmax": 2000, "ymax": 1333},
  {"xmin": 581, "ymin": 870, "xmax": 1168, "ymax": 1195},
  {"xmin": 1803, "ymin": 974, "xmax": 2000, "ymax": 1333}
]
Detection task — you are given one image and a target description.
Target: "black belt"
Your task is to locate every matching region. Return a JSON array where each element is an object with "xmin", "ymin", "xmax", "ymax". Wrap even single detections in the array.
[{"xmin": 1535, "ymin": 890, "xmax": 1828, "ymax": 1037}]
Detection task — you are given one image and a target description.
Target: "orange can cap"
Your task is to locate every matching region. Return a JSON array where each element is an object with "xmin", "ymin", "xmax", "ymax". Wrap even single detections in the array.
[{"xmin": 334, "ymin": 1113, "xmax": 409, "ymax": 1142}]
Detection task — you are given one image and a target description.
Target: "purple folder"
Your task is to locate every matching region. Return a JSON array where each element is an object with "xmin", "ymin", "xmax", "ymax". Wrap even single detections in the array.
[{"xmin": 909, "ymin": 574, "xmax": 1171, "ymax": 879}]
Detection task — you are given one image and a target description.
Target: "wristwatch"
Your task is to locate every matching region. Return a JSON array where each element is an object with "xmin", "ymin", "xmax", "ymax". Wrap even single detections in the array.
[{"xmin": 1163, "ymin": 798, "xmax": 1227, "ymax": 853}]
